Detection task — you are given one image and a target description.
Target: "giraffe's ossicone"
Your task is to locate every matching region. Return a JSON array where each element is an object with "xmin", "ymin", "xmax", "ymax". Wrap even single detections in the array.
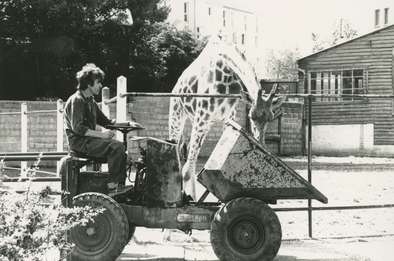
[{"xmin": 168, "ymin": 35, "xmax": 284, "ymax": 200}]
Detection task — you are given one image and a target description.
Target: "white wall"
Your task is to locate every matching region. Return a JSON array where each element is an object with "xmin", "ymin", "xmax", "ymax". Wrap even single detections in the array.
[{"xmin": 310, "ymin": 124, "xmax": 394, "ymax": 156}]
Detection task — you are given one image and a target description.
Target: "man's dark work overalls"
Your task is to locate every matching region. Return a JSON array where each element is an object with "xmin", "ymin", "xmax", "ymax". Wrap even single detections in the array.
[{"xmin": 64, "ymin": 90, "xmax": 126, "ymax": 185}]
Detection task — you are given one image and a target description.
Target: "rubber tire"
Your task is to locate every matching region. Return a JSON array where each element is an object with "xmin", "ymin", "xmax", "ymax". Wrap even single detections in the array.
[
  {"xmin": 70, "ymin": 192, "xmax": 129, "ymax": 261},
  {"xmin": 211, "ymin": 197, "xmax": 282, "ymax": 261}
]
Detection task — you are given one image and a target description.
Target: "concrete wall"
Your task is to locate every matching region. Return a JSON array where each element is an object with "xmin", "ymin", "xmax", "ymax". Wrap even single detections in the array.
[
  {"xmin": 0, "ymin": 99, "xmax": 304, "ymax": 168},
  {"xmin": 310, "ymin": 123, "xmax": 394, "ymax": 156},
  {"xmin": 126, "ymin": 97, "xmax": 304, "ymax": 158},
  {"xmin": 0, "ymin": 100, "xmax": 67, "ymax": 153}
]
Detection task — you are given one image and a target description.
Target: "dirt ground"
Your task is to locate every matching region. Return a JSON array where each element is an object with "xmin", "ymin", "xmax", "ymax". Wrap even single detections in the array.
[
  {"xmin": 2, "ymin": 156, "xmax": 394, "ymax": 261},
  {"xmin": 117, "ymin": 156, "xmax": 394, "ymax": 261},
  {"xmin": 2, "ymin": 156, "xmax": 394, "ymax": 239}
]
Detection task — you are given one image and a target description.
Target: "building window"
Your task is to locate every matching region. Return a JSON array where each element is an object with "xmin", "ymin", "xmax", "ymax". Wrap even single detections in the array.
[
  {"xmin": 384, "ymin": 8, "xmax": 389, "ymax": 25},
  {"xmin": 223, "ymin": 10, "xmax": 226, "ymax": 27},
  {"xmin": 375, "ymin": 9, "xmax": 380, "ymax": 27},
  {"xmin": 184, "ymin": 2, "xmax": 188, "ymax": 22},
  {"xmin": 208, "ymin": 7, "xmax": 211, "ymax": 16},
  {"xmin": 196, "ymin": 27, "xmax": 200, "ymax": 38},
  {"xmin": 241, "ymin": 33, "xmax": 245, "ymax": 44},
  {"xmin": 309, "ymin": 69, "xmax": 365, "ymax": 102}
]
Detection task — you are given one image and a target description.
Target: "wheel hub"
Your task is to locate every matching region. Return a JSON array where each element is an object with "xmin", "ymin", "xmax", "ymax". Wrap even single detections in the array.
[
  {"xmin": 86, "ymin": 226, "xmax": 96, "ymax": 236},
  {"xmin": 229, "ymin": 217, "xmax": 265, "ymax": 254},
  {"xmin": 71, "ymin": 212, "xmax": 112, "ymax": 254}
]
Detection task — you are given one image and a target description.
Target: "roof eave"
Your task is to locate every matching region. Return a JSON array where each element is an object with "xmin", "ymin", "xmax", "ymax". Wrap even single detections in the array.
[{"xmin": 297, "ymin": 24, "xmax": 394, "ymax": 64}]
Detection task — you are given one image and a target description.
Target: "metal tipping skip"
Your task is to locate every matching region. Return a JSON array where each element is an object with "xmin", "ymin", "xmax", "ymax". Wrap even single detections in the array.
[{"xmin": 198, "ymin": 119, "xmax": 328, "ymax": 204}]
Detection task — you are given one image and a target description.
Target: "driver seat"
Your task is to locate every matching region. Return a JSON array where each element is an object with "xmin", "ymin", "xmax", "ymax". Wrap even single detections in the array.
[{"xmin": 68, "ymin": 150, "xmax": 107, "ymax": 171}]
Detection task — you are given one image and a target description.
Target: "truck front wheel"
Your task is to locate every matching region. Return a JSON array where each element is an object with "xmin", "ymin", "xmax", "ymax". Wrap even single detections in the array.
[{"xmin": 70, "ymin": 192, "xmax": 129, "ymax": 261}]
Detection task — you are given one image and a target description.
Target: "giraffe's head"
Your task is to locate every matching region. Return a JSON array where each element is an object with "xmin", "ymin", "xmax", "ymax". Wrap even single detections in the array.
[
  {"xmin": 251, "ymin": 84, "xmax": 278, "ymax": 121},
  {"xmin": 249, "ymin": 83, "xmax": 285, "ymax": 144}
]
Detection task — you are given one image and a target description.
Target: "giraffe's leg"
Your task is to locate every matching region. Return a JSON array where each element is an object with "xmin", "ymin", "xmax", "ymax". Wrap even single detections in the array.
[
  {"xmin": 164, "ymin": 97, "xmax": 188, "ymax": 242},
  {"xmin": 168, "ymin": 97, "xmax": 186, "ymax": 143},
  {"xmin": 182, "ymin": 111, "xmax": 212, "ymax": 201}
]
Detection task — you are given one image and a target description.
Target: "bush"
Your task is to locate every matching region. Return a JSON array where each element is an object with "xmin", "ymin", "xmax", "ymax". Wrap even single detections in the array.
[{"xmin": 0, "ymin": 188, "xmax": 103, "ymax": 261}]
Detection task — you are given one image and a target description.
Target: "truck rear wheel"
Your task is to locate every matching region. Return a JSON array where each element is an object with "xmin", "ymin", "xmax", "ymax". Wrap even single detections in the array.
[
  {"xmin": 211, "ymin": 197, "xmax": 282, "ymax": 261},
  {"xmin": 70, "ymin": 192, "xmax": 129, "ymax": 261}
]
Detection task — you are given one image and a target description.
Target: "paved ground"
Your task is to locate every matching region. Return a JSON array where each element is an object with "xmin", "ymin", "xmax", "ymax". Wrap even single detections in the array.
[
  {"xmin": 2, "ymin": 156, "xmax": 394, "ymax": 260},
  {"xmin": 118, "ymin": 228, "xmax": 394, "ymax": 261},
  {"xmin": 116, "ymin": 156, "xmax": 394, "ymax": 261}
]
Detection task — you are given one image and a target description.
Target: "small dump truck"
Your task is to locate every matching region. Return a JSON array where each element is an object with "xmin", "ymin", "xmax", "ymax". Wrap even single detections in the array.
[{"xmin": 60, "ymin": 120, "xmax": 327, "ymax": 261}]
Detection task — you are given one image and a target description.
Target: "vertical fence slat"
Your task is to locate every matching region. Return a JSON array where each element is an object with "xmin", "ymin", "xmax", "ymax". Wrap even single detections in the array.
[
  {"xmin": 21, "ymin": 103, "xmax": 28, "ymax": 177},
  {"xmin": 102, "ymin": 87, "xmax": 110, "ymax": 118},
  {"xmin": 56, "ymin": 99, "xmax": 64, "ymax": 175},
  {"xmin": 307, "ymin": 95, "xmax": 313, "ymax": 238},
  {"xmin": 116, "ymin": 76, "xmax": 127, "ymax": 142},
  {"xmin": 56, "ymin": 99, "xmax": 64, "ymax": 152}
]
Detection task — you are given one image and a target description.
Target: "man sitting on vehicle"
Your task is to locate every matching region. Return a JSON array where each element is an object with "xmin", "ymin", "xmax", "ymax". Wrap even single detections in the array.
[{"xmin": 64, "ymin": 63, "xmax": 127, "ymax": 194}]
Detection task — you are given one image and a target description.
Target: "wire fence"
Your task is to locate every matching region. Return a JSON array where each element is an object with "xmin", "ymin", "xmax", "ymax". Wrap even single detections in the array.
[{"xmin": 1, "ymin": 81, "xmax": 394, "ymax": 238}]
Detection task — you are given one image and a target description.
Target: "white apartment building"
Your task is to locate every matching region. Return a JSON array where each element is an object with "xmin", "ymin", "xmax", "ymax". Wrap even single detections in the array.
[{"xmin": 167, "ymin": 0, "xmax": 264, "ymax": 76}]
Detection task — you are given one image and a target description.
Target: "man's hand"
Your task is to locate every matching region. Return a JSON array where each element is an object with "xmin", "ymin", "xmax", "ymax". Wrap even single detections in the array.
[
  {"xmin": 102, "ymin": 130, "xmax": 115, "ymax": 139},
  {"xmin": 106, "ymin": 121, "xmax": 145, "ymax": 130},
  {"xmin": 85, "ymin": 129, "xmax": 115, "ymax": 139}
]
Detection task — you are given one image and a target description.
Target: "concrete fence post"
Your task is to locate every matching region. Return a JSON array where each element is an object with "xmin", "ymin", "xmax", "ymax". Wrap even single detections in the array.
[
  {"xmin": 102, "ymin": 87, "xmax": 110, "ymax": 118},
  {"xmin": 56, "ymin": 99, "xmax": 64, "ymax": 152},
  {"xmin": 21, "ymin": 102, "xmax": 28, "ymax": 177},
  {"xmin": 116, "ymin": 76, "xmax": 127, "ymax": 141},
  {"xmin": 56, "ymin": 99, "xmax": 64, "ymax": 174}
]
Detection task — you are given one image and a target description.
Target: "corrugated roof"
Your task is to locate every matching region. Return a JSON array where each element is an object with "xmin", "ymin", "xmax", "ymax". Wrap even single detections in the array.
[{"xmin": 297, "ymin": 24, "xmax": 394, "ymax": 63}]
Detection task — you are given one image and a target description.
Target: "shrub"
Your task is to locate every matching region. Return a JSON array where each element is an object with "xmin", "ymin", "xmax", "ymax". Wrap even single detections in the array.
[{"xmin": 0, "ymin": 187, "xmax": 103, "ymax": 261}]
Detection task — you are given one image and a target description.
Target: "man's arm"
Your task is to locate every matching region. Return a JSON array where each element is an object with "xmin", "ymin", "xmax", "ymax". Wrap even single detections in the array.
[
  {"xmin": 70, "ymin": 98, "xmax": 114, "ymax": 139},
  {"xmin": 95, "ymin": 102, "xmax": 114, "ymax": 127},
  {"xmin": 69, "ymin": 98, "xmax": 89, "ymax": 135}
]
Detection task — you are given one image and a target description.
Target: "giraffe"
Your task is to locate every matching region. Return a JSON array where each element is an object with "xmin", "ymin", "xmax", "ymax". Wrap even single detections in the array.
[{"xmin": 168, "ymin": 36, "xmax": 284, "ymax": 200}]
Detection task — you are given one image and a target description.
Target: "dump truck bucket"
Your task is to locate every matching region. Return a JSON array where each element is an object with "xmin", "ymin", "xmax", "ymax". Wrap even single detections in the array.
[{"xmin": 197, "ymin": 120, "xmax": 328, "ymax": 204}]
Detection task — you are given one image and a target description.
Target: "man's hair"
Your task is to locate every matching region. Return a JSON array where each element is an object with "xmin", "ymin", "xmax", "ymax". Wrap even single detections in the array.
[{"xmin": 76, "ymin": 63, "xmax": 105, "ymax": 90}]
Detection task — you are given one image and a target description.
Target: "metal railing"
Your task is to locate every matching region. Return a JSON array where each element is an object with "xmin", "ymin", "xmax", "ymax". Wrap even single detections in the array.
[
  {"xmin": 2, "ymin": 82, "xmax": 394, "ymax": 238},
  {"xmin": 0, "ymin": 100, "xmax": 64, "ymax": 176}
]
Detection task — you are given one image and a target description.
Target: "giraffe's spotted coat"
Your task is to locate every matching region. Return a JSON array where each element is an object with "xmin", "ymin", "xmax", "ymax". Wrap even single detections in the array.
[{"xmin": 167, "ymin": 36, "xmax": 283, "ymax": 199}]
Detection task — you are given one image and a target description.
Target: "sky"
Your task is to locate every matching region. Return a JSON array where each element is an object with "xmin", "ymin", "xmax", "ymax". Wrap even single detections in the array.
[{"xmin": 228, "ymin": 0, "xmax": 394, "ymax": 57}]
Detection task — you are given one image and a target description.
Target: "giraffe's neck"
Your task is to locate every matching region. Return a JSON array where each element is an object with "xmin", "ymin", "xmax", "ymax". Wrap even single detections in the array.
[{"xmin": 207, "ymin": 38, "xmax": 260, "ymax": 101}]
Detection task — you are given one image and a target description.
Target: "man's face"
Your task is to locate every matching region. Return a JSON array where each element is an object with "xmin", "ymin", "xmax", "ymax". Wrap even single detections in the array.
[{"xmin": 88, "ymin": 79, "xmax": 103, "ymax": 96}]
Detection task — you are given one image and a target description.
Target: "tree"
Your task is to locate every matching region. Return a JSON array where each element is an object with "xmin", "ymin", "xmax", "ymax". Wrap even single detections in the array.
[
  {"xmin": 0, "ymin": 0, "xmax": 187, "ymax": 100},
  {"xmin": 311, "ymin": 32, "xmax": 326, "ymax": 53},
  {"xmin": 264, "ymin": 48, "xmax": 301, "ymax": 80},
  {"xmin": 129, "ymin": 22, "xmax": 205, "ymax": 93},
  {"xmin": 0, "ymin": 0, "xmax": 130, "ymax": 99},
  {"xmin": 311, "ymin": 18, "xmax": 358, "ymax": 53},
  {"xmin": 330, "ymin": 18, "xmax": 358, "ymax": 46}
]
